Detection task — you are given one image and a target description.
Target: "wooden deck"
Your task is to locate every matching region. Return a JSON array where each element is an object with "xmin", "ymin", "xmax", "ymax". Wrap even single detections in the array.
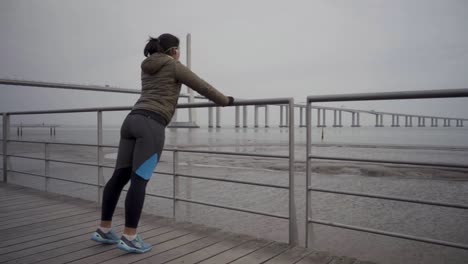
[{"xmin": 0, "ymin": 183, "xmax": 376, "ymax": 264}]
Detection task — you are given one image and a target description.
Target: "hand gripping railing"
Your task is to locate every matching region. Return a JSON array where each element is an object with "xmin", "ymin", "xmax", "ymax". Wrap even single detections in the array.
[
  {"xmin": 1, "ymin": 98, "xmax": 299, "ymax": 245},
  {"xmin": 305, "ymin": 88, "xmax": 468, "ymax": 250}
]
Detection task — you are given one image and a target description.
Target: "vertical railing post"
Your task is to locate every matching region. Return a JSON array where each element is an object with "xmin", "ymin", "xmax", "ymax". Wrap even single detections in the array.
[
  {"xmin": 305, "ymin": 100, "xmax": 311, "ymax": 248},
  {"xmin": 288, "ymin": 98, "xmax": 298, "ymax": 246},
  {"xmin": 44, "ymin": 143, "xmax": 50, "ymax": 192},
  {"xmin": 3, "ymin": 113, "xmax": 9, "ymax": 183},
  {"xmin": 97, "ymin": 111, "xmax": 104, "ymax": 203},
  {"xmin": 172, "ymin": 150, "xmax": 179, "ymax": 220}
]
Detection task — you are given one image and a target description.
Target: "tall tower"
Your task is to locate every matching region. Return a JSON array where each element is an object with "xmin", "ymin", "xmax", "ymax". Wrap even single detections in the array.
[{"xmin": 168, "ymin": 33, "xmax": 199, "ymax": 128}]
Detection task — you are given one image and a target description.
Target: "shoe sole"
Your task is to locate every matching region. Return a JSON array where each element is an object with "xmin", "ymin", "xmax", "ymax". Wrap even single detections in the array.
[{"xmin": 117, "ymin": 240, "xmax": 152, "ymax": 253}]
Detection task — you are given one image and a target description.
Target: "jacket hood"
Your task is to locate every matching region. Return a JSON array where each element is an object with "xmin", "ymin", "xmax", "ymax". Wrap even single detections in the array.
[{"xmin": 141, "ymin": 53, "xmax": 174, "ymax": 75}]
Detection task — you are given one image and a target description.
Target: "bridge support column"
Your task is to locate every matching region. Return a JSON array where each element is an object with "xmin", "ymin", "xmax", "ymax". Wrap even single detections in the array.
[
  {"xmin": 216, "ymin": 107, "xmax": 221, "ymax": 128},
  {"xmin": 443, "ymin": 119, "xmax": 451, "ymax": 127},
  {"xmin": 279, "ymin": 106, "xmax": 284, "ymax": 127},
  {"xmin": 351, "ymin": 112, "xmax": 360, "ymax": 127},
  {"xmin": 300, "ymin": 107, "xmax": 304, "ymax": 127},
  {"xmin": 339, "ymin": 111, "xmax": 343, "ymax": 127},
  {"xmin": 242, "ymin": 106, "xmax": 248, "ymax": 128},
  {"xmin": 317, "ymin": 109, "xmax": 322, "ymax": 127},
  {"xmin": 322, "ymin": 109, "xmax": 326, "ymax": 127},
  {"xmin": 418, "ymin": 117, "xmax": 426, "ymax": 127},
  {"xmin": 333, "ymin": 110, "xmax": 338, "ymax": 127},
  {"xmin": 265, "ymin": 106, "xmax": 269, "ymax": 128},
  {"xmin": 235, "ymin": 106, "xmax": 240, "ymax": 128},
  {"xmin": 208, "ymin": 108, "xmax": 214, "ymax": 128},
  {"xmin": 254, "ymin": 106, "xmax": 259, "ymax": 128}
]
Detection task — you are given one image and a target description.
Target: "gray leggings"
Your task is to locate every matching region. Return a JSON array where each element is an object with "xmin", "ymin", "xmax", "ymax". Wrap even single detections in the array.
[{"xmin": 101, "ymin": 113, "xmax": 165, "ymax": 228}]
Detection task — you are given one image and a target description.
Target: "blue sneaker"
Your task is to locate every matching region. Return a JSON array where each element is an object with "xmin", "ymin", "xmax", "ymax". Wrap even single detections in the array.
[
  {"xmin": 117, "ymin": 234, "xmax": 152, "ymax": 253},
  {"xmin": 90, "ymin": 229, "xmax": 120, "ymax": 244}
]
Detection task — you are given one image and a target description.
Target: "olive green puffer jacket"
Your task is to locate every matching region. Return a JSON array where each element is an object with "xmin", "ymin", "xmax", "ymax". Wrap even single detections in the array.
[{"xmin": 132, "ymin": 53, "xmax": 230, "ymax": 124}]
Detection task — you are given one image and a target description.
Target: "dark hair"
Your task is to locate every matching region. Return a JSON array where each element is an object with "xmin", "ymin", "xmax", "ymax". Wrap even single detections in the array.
[{"xmin": 144, "ymin": 33, "xmax": 180, "ymax": 57}]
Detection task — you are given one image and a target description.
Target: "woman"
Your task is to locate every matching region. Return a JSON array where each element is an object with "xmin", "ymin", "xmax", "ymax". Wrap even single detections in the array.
[{"xmin": 91, "ymin": 33, "xmax": 234, "ymax": 253}]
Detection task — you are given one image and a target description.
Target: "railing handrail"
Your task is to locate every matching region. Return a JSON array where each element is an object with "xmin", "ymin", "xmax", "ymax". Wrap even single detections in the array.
[
  {"xmin": 0, "ymin": 78, "xmax": 203, "ymax": 99},
  {"xmin": 1, "ymin": 97, "xmax": 298, "ymax": 246},
  {"xmin": 307, "ymin": 88, "xmax": 468, "ymax": 102},
  {"xmin": 305, "ymin": 88, "xmax": 468, "ymax": 251},
  {"xmin": 3, "ymin": 98, "xmax": 292, "ymax": 116}
]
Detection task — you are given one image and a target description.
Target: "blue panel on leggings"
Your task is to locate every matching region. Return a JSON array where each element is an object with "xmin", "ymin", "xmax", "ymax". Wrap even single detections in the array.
[{"xmin": 135, "ymin": 153, "xmax": 158, "ymax": 180}]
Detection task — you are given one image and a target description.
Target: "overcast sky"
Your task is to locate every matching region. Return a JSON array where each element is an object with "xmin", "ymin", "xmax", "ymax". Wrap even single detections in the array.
[{"xmin": 1, "ymin": 0, "xmax": 467, "ymax": 125}]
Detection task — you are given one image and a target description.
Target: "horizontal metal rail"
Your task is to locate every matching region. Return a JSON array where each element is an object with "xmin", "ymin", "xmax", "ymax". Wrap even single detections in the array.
[
  {"xmin": 307, "ymin": 88, "xmax": 468, "ymax": 103},
  {"xmin": 1, "ymin": 96, "xmax": 297, "ymax": 245},
  {"xmin": 5, "ymin": 98, "xmax": 292, "ymax": 116},
  {"xmin": 8, "ymin": 169, "xmax": 98, "ymax": 187},
  {"xmin": 145, "ymin": 192, "xmax": 174, "ymax": 201},
  {"xmin": 175, "ymin": 197, "xmax": 289, "ymax": 220},
  {"xmin": 305, "ymin": 88, "xmax": 468, "ymax": 249},
  {"xmin": 309, "ymin": 187, "xmax": 468, "ymax": 210},
  {"xmin": 309, "ymin": 155, "xmax": 468, "ymax": 169},
  {"xmin": 166, "ymin": 148, "xmax": 289, "ymax": 159},
  {"xmin": 0, "ymin": 78, "xmax": 200, "ymax": 99},
  {"xmin": 309, "ymin": 218, "xmax": 468, "ymax": 250},
  {"xmin": 8, "ymin": 139, "xmax": 98, "ymax": 148},
  {"xmin": 177, "ymin": 173, "xmax": 289, "ymax": 189}
]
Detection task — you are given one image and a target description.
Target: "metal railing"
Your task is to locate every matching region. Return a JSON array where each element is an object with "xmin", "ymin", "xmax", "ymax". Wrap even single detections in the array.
[
  {"xmin": 305, "ymin": 88, "xmax": 468, "ymax": 250},
  {"xmin": 1, "ymin": 98, "xmax": 299, "ymax": 245}
]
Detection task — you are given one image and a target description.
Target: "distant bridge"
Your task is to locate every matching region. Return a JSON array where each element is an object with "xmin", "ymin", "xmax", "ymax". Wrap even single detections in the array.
[
  {"xmin": 11, "ymin": 123, "xmax": 59, "ymax": 136},
  {"xmin": 1, "ymin": 78, "xmax": 467, "ymax": 128}
]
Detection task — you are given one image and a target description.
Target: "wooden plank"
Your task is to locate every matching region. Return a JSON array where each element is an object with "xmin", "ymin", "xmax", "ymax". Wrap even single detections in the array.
[
  {"xmin": 0, "ymin": 217, "xmax": 124, "ymax": 255},
  {"xmin": 66, "ymin": 225, "xmax": 194, "ymax": 264},
  {"xmin": 0, "ymin": 217, "xmax": 123, "ymax": 263},
  {"xmin": 163, "ymin": 235, "xmax": 252, "ymax": 264},
  {"xmin": 1, "ymin": 221, "xmax": 159, "ymax": 264},
  {"xmin": 3, "ymin": 210, "xmax": 101, "ymax": 240},
  {"xmin": 0, "ymin": 211, "xmax": 123, "ymax": 248},
  {"xmin": 1, "ymin": 218, "xmax": 172, "ymax": 264},
  {"xmin": 0, "ymin": 194, "xmax": 38, "ymax": 202},
  {"xmin": 0, "ymin": 203, "xmax": 96, "ymax": 226},
  {"xmin": 263, "ymin": 247, "xmax": 314, "ymax": 264},
  {"xmin": 100, "ymin": 227, "xmax": 214, "ymax": 264},
  {"xmin": 197, "ymin": 239, "xmax": 272, "ymax": 264},
  {"xmin": 0, "ymin": 206, "xmax": 97, "ymax": 230},
  {"xmin": 34, "ymin": 222, "xmax": 175, "ymax": 264},
  {"xmin": 0, "ymin": 199, "xmax": 65, "ymax": 213},
  {"xmin": 134, "ymin": 231, "xmax": 228, "ymax": 264},
  {"xmin": 229, "ymin": 242, "xmax": 291, "ymax": 264},
  {"xmin": 0, "ymin": 192, "xmax": 76, "ymax": 203},
  {"xmin": 295, "ymin": 251, "xmax": 334, "ymax": 264},
  {"xmin": 0, "ymin": 202, "xmax": 79, "ymax": 220},
  {"xmin": 328, "ymin": 256, "xmax": 358, "ymax": 264}
]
